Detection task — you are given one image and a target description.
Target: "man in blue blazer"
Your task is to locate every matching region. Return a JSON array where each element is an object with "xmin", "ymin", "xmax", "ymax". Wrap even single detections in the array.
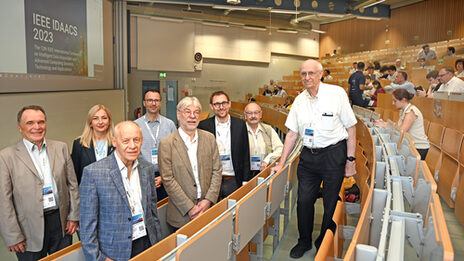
[{"xmin": 80, "ymin": 121, "xmax": 161, "ymax": 261}]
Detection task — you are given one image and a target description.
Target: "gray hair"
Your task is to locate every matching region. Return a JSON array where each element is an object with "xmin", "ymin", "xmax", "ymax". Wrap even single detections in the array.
[
  {"xmin": 177, "ymin": 96, "xmax": 202, "ymax": 111},
  {"xmin": 114, "ymin": 121, "xmax": 141, "ymax": 138}
]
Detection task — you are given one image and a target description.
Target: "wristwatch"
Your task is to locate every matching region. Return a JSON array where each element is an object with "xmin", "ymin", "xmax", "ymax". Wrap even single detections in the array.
[{"xmin": 347, "ymin": 156, "xmax": 356, "ymax": 162}]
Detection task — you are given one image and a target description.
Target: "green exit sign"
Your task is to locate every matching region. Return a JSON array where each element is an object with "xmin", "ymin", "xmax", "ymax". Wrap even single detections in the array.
[{"xmin": 159, "ymin": 72, "xmax": 167, "ymax": 78}]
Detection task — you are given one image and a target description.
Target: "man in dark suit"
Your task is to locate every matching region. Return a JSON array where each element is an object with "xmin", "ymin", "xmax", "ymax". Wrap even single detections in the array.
[
  {"xmin": 0, "ymin": 105, "xmax": 79, "ymax": 261},
  {"xmin": 198, "ymin": 91, "xmax": 251, "ymax": 198},
  {"xmin": 80, "ymin": 121, "xmax": 161, "ymax": 260}
]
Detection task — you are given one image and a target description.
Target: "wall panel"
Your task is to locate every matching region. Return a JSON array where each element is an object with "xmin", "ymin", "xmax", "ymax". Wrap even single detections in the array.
[{"xmin": 320, "ymin": 0, "xmax": 464, "ymax": 56}]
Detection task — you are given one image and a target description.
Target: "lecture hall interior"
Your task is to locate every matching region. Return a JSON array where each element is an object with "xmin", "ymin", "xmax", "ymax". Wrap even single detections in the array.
[{"xmin": 0, "ymin": 0, "xmax": 463, "ymax": 260}]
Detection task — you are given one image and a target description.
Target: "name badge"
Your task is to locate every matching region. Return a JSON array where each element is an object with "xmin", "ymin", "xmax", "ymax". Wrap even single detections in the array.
[
  {"xmin": 250, "ymin": 156, "xmax": 262, "ymax": 171},
  {"xmin": 220, "ymin": 154, "xmax": 233, "ymax": 171},
  {"xmin": 131, "ymin": 214, "xmax": 147, "ymax": 240},
  {"xmin": 303, "ymin": 128, "xmax": 315, "ymax": 147},
  {"xmin": 151, "ymin": 149, "xmax": 158, "ymax": 165},
  {"xmin": 43, "ymin": 186, "xmax": 57, "ymax": 209}
]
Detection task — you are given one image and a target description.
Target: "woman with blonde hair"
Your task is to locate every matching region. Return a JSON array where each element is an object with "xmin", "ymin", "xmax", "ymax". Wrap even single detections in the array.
[{"xmin": 71, "ymin": 105, "xmax": 115, "ymax": 184}]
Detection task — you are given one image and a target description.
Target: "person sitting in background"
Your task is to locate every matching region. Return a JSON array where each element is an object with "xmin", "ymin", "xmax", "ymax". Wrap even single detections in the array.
[
  {"xmin": 243, "ymin": 103, "xmax": 283, "ymax": 176},
  {"xmin": 374, "ymin": 61, "xmax": 381, "ymax": 71},
  {"xmin": 362, "ymin": 75, "xmax": 375, "ymax": 99},
  {"xmin": 272, "ymin": 85, "xmax": 279, "ymax": 96},
  {"xmin": 387, "ymin": 65, "xmax": 397, "ymax": 81},
  {"xmin": 262, "ymin": 84, "xmax": 272, "ymax": 96},
  {"xmin": 436, "ymin": 67, "xmax": 464, "ymax": 93},
  {"xmin": 416, "ymin": 70, "xmax": 442, "ymax": 98},
  {"xmin": 283, "ymin": 95, "xmax": 295, "ymax": 110},
  {"xmin": 274, "ymin": 86, "xmax": 288, "ymax": 97},
  {"xmin": 369, "ymin": 80, "xmax": 385, "ymax": 107},
  {"xmin": 395, "ymin": 59, "xmax": 406, "ymax": 70},
  {"xmin": 454, "ymin": 59, "xmax": 464, "ymax": 77},
  {"xmin": 385, "ymin": 71, "xmax": 416, "ymax": 95},
  {"xmin": 322, "ymin": 69, "xmax": 333, "ymax": 81},
  {"xmin": 349, "ymin": 62, "xmax": 357, "ymax": 74},
  {"xmin": 442, "ymin": 46, "xmax": 456, "ymax": 59},
  {"xmin": 417, "ymin": 44, "xmax": 437, "ymax": 61},
  {"xmin": 367, "ymin": 66, "xmax": 380, "ymax": 81},
  {"xmin": 71, "ymin": 104, "xmax": 115, "ymax": 184},
  {"xmin": 375, "ymin": 89, "xmax": 430, "ymax": 160},
  {"xmin": 379, "ymin": 65, "xmax": 389, "ymax": 79}
]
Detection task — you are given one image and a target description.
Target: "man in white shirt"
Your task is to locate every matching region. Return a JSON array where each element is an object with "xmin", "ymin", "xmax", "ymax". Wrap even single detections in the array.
[
  {"xmin": 272, "ymin": 59, "xmax": 357, "ymax": 259},
  {"xmin": 0, "ymin": 105, "xmax": 79, "ymax": 261},
  {"xmin": 417, "ymin": 44, "xmax": 437, "ymax": 61},
  {"xmin": 159, "ymin": 97, "xmax": 222, "ymax": 230},
  {"xmin": 437, "ymin": 67, "xmax": 464, "ymax": 93},
  {"xmin": 243, "ymin": 103, "xmax": 283, "ymax": 175}
]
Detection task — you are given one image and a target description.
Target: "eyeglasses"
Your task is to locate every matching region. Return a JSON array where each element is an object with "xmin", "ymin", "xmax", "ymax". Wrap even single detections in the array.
[
  {"xmin": 245, "ymin": 111, "xmax": 261, "ymax": 116},
  {"xmin": 300, "ymin": 71, "xmax": 320, "ymax": 78},
  {"xmin": 437, "ymin": 73, "xmax": 448, "ymax": 78},
  {"xmin": 181, "ymin": 109, "xmax": 201, "ymax": 117},
  {"xmin": 212, "ymin": 101, "xmax": 229, "ymax": 108},
  {"xmin": 144, "ymin": 99, "xmax": 161, "ymax": 103}
]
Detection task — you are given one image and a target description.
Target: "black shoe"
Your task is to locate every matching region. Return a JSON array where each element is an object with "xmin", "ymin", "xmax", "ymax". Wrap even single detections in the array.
[{"xmin": 289, "ymin": 243, "xmax": 312, "ymax": 259}]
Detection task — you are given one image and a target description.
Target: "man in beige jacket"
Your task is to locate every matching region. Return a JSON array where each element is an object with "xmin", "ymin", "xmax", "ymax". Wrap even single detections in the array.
[
  {"xmin": 0, "ymin": 105, "xmax": 79, "ymax": 260},
  {"xmin": 158, "ymin": 97, "xmax": 222, "ymax": 231}
]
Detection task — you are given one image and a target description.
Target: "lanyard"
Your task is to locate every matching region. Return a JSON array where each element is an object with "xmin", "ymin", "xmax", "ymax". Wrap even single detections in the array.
[
  {"xmin": 251, "ymin": 130, "xmax": 260, "ymax": 155},
  {"xmin": 94, "ymin": 140, "xmax": 107, "ymax": 161},
  {"xmin": 121, "ymin": 169, "xmax": 142, "ymax": 216},
  {"xmin": 144, "ymin": 115, "xmax": 160, "ymax": 147}
]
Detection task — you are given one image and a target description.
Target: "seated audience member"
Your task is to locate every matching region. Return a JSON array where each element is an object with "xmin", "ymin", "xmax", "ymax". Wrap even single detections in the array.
[
  {"xmin": 349, "ymin": 61, "xmax": 369, "ymax": 107},
  {"xmin": 198, "ymin": 91, "xmax": 250, "ymax": 198},
  {"xmin": 369, "ymin": 80, "xmax": 385, "ymax": 107},
  {"xmin": 331, "ymin": 49, "xmax": 337, "ymax": 56},
  {"xmin": 442, "ymin": 46, "xmax": 456, "ymax": 59},
  {"xmin": 0, "ymin": 105, "xmax": 79, "ymax": 261},
  {"xmin": 274, "ymin": 86, "xmax": 288, "ymax": 97},
  {"xmin": 395, "ymin": 59, "xmax": 406, "ymax": 70},
  {"xmin": 322, "ymin": 69, "xmax": 333, "ymax": 81},
  {"xmin": 436, "ymin": 67, "xmax": 464, "ymax": 93},
  {"xmin": 379, "ymin": 65, "xmax": 389, "ymax": 79},
  {"xmin": 362, "ymin": 75, "xmax": 375, "ymax": 99},
  {"xmin": 374, "ymin": 61, "xmax": 381, "ymax": 71},
  {"xmin": 80, "ymin": 121, "xmax": 161, "ymax": 260},
  {"xmin": 269, "ymin": 79, "xmax": 276, "ymax": 89},
  {"xmin": 417, "ymin": 44, "xmax": 437, "ymax": 61},
  {"xmin": 385, "ymin": 71, "xmax": 416, "ymax": 95},
  {"xmin": 387, "ymin": 65, "xmax": 397, "ymax": 81},
  {"xmin": 72, "ymin": 104, "xmax": 114, "ymax": 184},
  {"xmin": 272, "ymin": 85, "xmax": 279, "ymax": 96},
  {"xmin": 243, "ymin": 103, "xmax": 283, "ymax": 176},
  {"xmin": 455, "ymin": 59, "xmax": 464, "ymax": 77},
  {"xmin": 416, "ymin": 70, "xmax": 442, "ymax": 98},
  {"xmin": 375, "ymin": 89, "xmax": 430, "ymax": 160},
  {"xmin": 349, "ymin": 62, "xmax": 357, "ymax": 74},
  {"xmin": 159, "ymin": 97, "xmax": 222, "ymax": 231},
  {"xmin": 262, "ymin": 84, "xmax": 273, "ymax": 96},
  {"xmin": 367, "ymin": 66, "xmax": 380, "ymax": 81},
  {"xmin": 283, "ymin": 95, "xmax": 295, "ymax": 110}
]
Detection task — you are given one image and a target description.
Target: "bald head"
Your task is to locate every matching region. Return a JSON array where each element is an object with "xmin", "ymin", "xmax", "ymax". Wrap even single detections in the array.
[
  {"xmin": 112, "ymin": 121, "xmax": 143, "ymax": 166},
  {"xmin": 244, "ymin": 102, "xmax": 262, "ymax": 128},
  {"xmin": 114, "ymin": 121, "xmax": 141, "ymax": 138},
  {"xmin": 300, "ymin": 59, "xmax": 323, "ymax": 93}
]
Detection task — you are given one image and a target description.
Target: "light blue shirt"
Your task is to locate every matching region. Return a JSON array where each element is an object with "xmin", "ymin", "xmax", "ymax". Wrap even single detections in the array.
[
  {"xmin": 134, "ymin": 114, "xmax": 176, "ymax": 171},
  {"xmin": 386, "ymin": 81, "xmax": 416, "ymax": 95},
  {"xmin": 23, "ymin": 138, "xmax": 59, "ymax": 210}
]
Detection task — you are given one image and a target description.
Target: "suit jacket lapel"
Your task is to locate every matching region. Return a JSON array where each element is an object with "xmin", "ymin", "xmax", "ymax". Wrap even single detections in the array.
[
  {"xmin": 229, "ymin": 116, "xmax": 236, "ymax": 153},
  {"xmin": 108, "ymin": 155, "xmax": 131, "ymax": 210},
  {"xmin": 46, "ymin": 140, "xmax": 58, "ymax": 181},
  {"xmin": 196, "ymin": 132, "xmax": 208, "ymax": 191},
  {"xmin": 86, "ymin": 142, "xmax": 97, "ymax": 163},
  {"xmin": 173, "ymin": 132, "xmax": 195, "ymax": 180},
  {"xmin": 15, "ymin": 141, "xmax": 41, "ymax": 180},
  {"xmin": 211, "ymin": 117, "xmax": 216, "ymax": 137},
  {"xmin": 137, "ymin": 161, "xmax": 148, "ymax": 213}
]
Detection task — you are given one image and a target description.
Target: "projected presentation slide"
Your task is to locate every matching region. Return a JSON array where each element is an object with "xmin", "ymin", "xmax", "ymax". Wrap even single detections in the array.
[{"xmin": 0, "ymin": 0, "xmax": 103, "ymax": 79}]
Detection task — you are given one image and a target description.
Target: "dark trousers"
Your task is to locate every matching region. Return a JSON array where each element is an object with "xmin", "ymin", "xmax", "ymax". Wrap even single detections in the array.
[
  {"xmin": 417, "ymin": 148, "xmax": 429, "ymax": 160},
  {"xmin": 131, "ymin": 235, "xmax": 151, "ymax": 258},
  {"xmin": 16, "ymin": 209, "xmax": 72, "ymax": 261},
  {"xmin": 155, "ymin": 172, "xmax": 168, "ymax": 201},
  {"xmin": 219, "ymin": 177, "xmax": 239, "ymax": 199},
  {"xmin": 349, "ymin": 92, "xmax": 369, "ymax": 107},
  {"xmin": 296, "ymin": 141, "xmax": 346, "ymax": 250}
]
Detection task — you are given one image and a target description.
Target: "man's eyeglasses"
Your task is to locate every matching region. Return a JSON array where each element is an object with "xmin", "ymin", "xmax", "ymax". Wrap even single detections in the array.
[
  {"xmin": 212, "ymin": 101, "xmax": 229, "ymax": 108},
  {"xmin": 181, "ymin": 109, "xmax": 201, "ymax": 117},
  {"xmin": 245, "ymin": 111, "xmax": 261, "ymax": 116},
  {"xmin": 300, "ymin": 71, "xmax": 320, "ymax": 77},
  {"xmin": 144, "ymin": 99, "xmax": 161, "ymax": 103}
]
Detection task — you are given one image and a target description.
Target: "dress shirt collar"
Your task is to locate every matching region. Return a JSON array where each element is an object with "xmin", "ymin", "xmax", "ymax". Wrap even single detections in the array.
[
  {"xmin": 144, "ymin": 113, "xmax": 160, "ymax": 123},
  {"xmin": 215, "ymin": 114, "xmax": 230, "ymax": 128},
  {"xmin": 246, "ymin": 122, "xmax": 263, "ymax": 135},
  {"xmin": 178, "ymin": 127, "xmax": 198, "ymax": 144},
  {"xmin": 114, "ymin": 151, "xmax": 139, "ymax": 173},
  {"xmin": 23, "ymin": 138, "xmax": 47, "ymax": 152}
]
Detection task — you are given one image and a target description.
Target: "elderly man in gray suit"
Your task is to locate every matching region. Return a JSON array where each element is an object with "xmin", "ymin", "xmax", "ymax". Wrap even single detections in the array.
[
  {"xmin": 0, "ymin": 105, "xmax": 79, "ymax": 261},
  {"xmin": 80, "ymin": 121, "xmax": 161, "ymax": 261},
  {"xmin": 159, "ymin": 96, "xmax": 222, "ymax": 231}
]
